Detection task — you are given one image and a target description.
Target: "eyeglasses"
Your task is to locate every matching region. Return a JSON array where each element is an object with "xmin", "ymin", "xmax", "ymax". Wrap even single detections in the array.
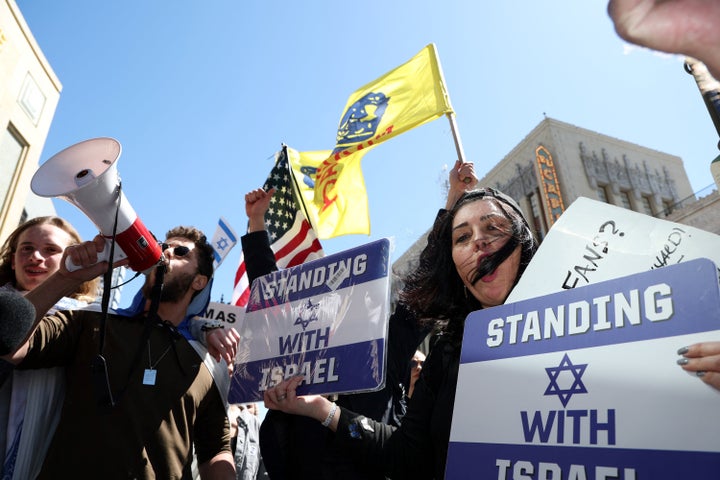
[
  {"xmin": 160, "ymin": 243, "xmax": 191, "ymax": 257},
  {"xmin": 410, "ymin": 359, "xmax": 424, "ymax": 369}
]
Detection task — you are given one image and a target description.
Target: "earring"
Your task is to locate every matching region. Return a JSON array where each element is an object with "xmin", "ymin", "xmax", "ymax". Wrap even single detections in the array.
[{"xmin": 464, "ymin": 285, "xmax": 468, "ymax": 299}]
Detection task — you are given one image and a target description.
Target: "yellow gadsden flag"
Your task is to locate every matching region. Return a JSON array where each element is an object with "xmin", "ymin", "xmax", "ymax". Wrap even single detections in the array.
[
  {"xmin": 303, "ymin": 43, "xmax": 454, "ymax": 238},
  {"xmin": 288, "ymin": 147, "xmax": 370, "ymax": 238}
]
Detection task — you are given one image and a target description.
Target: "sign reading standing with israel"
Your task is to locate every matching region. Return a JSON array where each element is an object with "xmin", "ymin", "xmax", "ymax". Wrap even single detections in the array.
[
  {"xmin": 229, "ymin": 238, "xmax": 391, "ymax": 404},
  {"xmin": 446, "ymin": 258, "xmax": 720, "ymax": 479}
]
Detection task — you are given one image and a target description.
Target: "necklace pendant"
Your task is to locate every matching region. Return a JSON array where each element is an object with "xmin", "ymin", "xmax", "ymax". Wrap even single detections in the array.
[{"xmin": 143, "ymin": 368, "xmax": 157, "ymax": 386}]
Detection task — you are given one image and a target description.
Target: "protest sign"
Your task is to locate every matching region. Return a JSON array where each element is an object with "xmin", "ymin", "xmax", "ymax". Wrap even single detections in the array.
[
  {"xmin": 508, "ymin": 197, "xmax": 720, "ymax": 303},
  {"xmin": 198, "ymin": 301, "xmax": 244, "ymax": 327},
  {"xmin": 229, "ymin": 238, "xmax": 391, "ymax": 404},
  {"xmin": 446, "ymin": 258, "xmax": 720, "ymax": 479}
]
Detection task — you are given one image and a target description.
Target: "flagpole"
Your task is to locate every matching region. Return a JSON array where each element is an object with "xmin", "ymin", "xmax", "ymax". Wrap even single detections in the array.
[
  {"xmin": 283, "ymin": 144, "xmax": 317, "ymax": 229},
  {"xmin": 446, "ymin": 112, "xmax": 467, "ymax": 164},
  {"xmin": 429, "ymin": 42, "xmax": 466, "ymax": 166},
  {"xmin": 684, "ymin": 57, "xmax": 720, "ymax": 189},
  {"xmin": 685, "ymin": 57, "xmax": 720, "ymax": 141}
]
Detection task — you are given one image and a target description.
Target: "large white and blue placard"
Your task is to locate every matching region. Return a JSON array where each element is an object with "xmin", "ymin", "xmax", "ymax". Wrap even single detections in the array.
[
  {"xmin": 446, "ymin": 258, "xmax": 720, "ymax": 479},
  {"xmin": 229, "ymin": 238, "xmax": 391, "ymax": 404}
]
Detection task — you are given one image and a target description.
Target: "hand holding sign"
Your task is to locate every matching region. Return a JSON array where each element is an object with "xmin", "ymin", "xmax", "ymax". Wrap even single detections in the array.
[
  {"xmin": 229, "ymin": 239, "xmax": 391, "ymax": 404},
  {"xmin": 263, "ymin": 375, "xmax": 339, "ymax": 429},
  {"xmin": 677, "ymin": 342, "xmax": 720, "ymax": 391}
]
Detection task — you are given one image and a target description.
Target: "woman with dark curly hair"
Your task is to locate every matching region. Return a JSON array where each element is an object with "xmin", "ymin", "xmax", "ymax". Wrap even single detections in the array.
[
  {"xmin": 263, "ymin": 183, "xmax": 538, "ymax": 479},
  {"xmin": 0, "ymin": 216, "xmax": 99, "ymax": 480}
]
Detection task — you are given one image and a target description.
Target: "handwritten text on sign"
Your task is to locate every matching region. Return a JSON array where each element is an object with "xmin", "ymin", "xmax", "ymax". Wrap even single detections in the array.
[{"xmin": 508, "ymin": 197, "xmax": 720, "ymax": 303}]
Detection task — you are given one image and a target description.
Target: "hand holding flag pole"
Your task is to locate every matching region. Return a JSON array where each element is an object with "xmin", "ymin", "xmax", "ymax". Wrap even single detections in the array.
[
  {"xmin": 684, "ymin": 56, "xmax": 720, "ymax": 189},
  {"xmin": 231, "ymin": 148, "xmax": 324, "ymax": 307}
]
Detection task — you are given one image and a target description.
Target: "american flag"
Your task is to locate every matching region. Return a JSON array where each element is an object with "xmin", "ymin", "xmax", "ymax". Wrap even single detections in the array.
[{"xmin": 231, "ymin": 147, "xmax": 324, "ymax": 306}]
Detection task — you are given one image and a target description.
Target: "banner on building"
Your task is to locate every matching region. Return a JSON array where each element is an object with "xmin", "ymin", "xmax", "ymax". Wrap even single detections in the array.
[
  {"xmin": 535, "ymin": 145, "xmax": 565, "ymax": 226},
  {"xmin": 446, "ymin": 258, "xmax": 720, "ymax": 479},
  {"xmin": 229, "ymin": 238, "xmax": 391, "ymax": 404}
]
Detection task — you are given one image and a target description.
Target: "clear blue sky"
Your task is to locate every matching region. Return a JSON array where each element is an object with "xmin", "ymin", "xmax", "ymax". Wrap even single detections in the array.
[{"xmin": 16, "ymin": 0, "xmax": 719, "ymax": 306}]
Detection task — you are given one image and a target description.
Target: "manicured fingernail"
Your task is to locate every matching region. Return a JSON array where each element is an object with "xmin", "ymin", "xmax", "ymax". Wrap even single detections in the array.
[
  {"xmin": 697, "ymin": 371, "xmax": 706, "ymax": 377},
  {"xmin": 677, "ymin": 346, "xmax": 689, "ymax": 355},
  {"xmin": 677, "ymin": 358, "xmax": 689, "ymax": 366}
]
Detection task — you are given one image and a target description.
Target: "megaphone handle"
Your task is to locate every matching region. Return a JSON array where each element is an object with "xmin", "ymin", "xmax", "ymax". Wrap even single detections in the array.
[{"xmin": 65, "ymin": 240, "xmax": 128, "ymax": 272}]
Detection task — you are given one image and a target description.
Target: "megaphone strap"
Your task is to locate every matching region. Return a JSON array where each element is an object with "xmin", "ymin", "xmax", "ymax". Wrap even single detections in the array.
[
  {"xmin": 97, "ymin": 180, "xmax": 122, "ymax": 356},
  {"xmin": 93, "ymin": 181, "xmax": 123, "ymax": 411}
]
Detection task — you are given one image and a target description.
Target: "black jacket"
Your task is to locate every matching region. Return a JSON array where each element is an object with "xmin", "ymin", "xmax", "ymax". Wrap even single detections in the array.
[{"xmin": 333, "ymin": 337, "xmax": 460, "ymax": 480}]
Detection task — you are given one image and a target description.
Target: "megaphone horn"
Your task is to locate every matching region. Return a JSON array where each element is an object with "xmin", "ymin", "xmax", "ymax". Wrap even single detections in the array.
[{"xmin": 31, "ymin": 137, "xmax": 162, "ymax": 272}]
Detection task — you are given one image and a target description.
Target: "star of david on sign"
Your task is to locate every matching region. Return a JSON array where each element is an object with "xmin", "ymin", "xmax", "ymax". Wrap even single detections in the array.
[
  {"xmin": 544, "ymin": 353, "xmax": 588, "ymax": 407},
  {"xmin": 216, "ymin": 238, "xmax": 229, "ymax": 252},
  {"xmin": 294, "ymin": 299, "xmax": 320, "ymax": 330}
]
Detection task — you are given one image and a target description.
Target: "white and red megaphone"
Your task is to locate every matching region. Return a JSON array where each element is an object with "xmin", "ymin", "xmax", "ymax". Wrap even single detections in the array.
[{"xmin": 31, "ymin": 137, "xmax": 162, "ymax": 272}]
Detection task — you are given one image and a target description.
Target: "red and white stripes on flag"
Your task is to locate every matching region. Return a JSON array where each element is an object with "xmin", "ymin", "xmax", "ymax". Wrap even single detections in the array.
[{"xmin": 231, "ymin": 147, "xmax": 324, "ymax": 307}]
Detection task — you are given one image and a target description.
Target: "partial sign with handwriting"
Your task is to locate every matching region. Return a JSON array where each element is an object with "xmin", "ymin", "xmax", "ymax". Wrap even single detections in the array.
[{"xmin": 508, "ymin": 197, "xmax": 720, "ymax": 303}]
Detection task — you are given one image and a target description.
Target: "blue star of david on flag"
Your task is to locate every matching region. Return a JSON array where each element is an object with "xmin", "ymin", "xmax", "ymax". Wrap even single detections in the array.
[
  {"xmin": 294, "ymin": 299, "xmax": 320, "ymax": 330},
  {"xmin": 216, "ymin": 237, "xmax": 230, "ymax": 252},
  {"xmin": 544, "ymin": 353, "xmax": 588, "ymax": 407}
]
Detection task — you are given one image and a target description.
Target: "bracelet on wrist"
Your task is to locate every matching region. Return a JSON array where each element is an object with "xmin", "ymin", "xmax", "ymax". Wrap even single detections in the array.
[{"xmin": 321, "ymin": 402, "xmax": 338, "ymax": 427}]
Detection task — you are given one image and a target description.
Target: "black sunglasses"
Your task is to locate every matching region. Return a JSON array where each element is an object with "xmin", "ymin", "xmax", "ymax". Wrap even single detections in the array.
[
  {"xmin": 160, "ymin": 243, "xmax": 191, "ymax": 257},
  {"xmin": 410, "ymin": 359, "xmax": 424, "ymax": 369}
]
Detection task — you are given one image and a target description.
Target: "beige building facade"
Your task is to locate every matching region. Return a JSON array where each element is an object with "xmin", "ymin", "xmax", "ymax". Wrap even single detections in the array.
[
  {"xmin": 0, "ymin": 0, "xmax": 60, "ymax": 244},
  {"xmin": 480, "ymin": 117, "xmax": 695, "ymax": 240}
]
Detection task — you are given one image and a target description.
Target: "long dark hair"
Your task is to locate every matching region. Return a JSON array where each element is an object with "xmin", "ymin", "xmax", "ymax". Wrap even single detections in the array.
[{"xmin": 400, "ymin": 189, "xmax": 538, "ymax": 346}]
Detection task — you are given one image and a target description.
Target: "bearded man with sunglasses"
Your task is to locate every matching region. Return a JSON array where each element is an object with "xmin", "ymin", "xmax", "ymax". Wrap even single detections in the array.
[{"xmin": 3, "ymin": 226, "xmax": 235, "ymax": 479}]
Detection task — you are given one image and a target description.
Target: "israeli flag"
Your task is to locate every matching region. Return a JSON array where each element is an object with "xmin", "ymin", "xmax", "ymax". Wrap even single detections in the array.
[{"xmin": 211, "ymin": 217, "xmax": 238, "ymax": 269}]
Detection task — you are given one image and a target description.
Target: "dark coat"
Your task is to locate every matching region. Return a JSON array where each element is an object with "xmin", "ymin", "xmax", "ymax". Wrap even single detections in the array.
[{"xmin": 333, "ymin": 337, "xmax": 460, "ymax": 480}]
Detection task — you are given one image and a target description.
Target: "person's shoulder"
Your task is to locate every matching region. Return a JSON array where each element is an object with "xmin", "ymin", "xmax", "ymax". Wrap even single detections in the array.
[{"xmin": 187, "ymin": 339, "xmax": 231, "ymax": 399}]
